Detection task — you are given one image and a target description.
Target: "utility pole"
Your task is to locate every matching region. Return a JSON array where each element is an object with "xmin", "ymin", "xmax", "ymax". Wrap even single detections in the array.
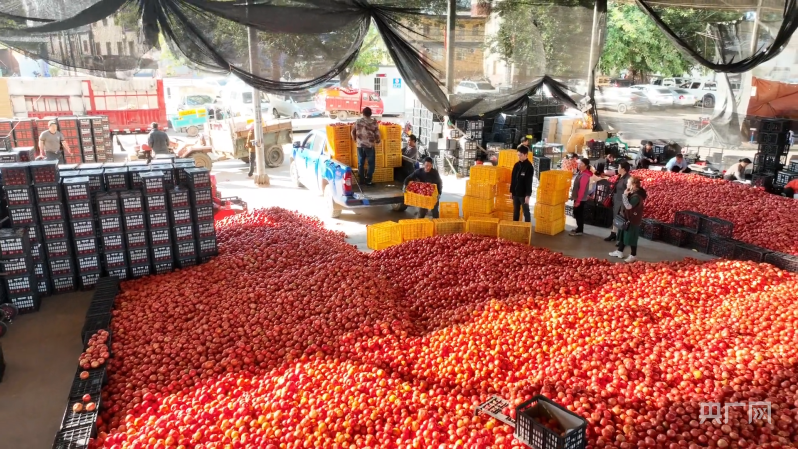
[
  {"xmin": 445, "ymin": 0, "xmax": 456, "ymax": 94},
  {"xmin": 247, "ymin": 0, "xmax": 269, "ymax": 186}
]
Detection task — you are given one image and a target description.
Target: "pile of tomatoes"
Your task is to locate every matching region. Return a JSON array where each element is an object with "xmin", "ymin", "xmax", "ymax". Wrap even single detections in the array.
[
  {"xmin": 90, "ymin": 208, "xmax": 798, "ymax": 449},
  {"xmin": 406, "ymin": 181, "xmax": 437, "ymax": 197}
]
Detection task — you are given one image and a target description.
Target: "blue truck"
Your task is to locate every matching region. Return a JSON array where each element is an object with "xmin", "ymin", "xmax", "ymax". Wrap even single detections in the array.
[{"xmin": 289, "ymin": 129, "xmax": 410, "ymax": 218}]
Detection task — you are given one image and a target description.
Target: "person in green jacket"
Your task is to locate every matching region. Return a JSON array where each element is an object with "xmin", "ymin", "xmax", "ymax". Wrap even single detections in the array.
[{"xmin": 609, "ymin": 176, "xmax": 647, "ymax": 262}]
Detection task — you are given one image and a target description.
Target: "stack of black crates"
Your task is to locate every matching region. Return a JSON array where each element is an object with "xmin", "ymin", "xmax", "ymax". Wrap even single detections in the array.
[
  {"xmin": 407, "ymin": 98, "xmax": 442, "ymax": 148},
  {"xmin": 453, "ymin": 120, "xmax": 484, "ymax": 177},
  {"xmin": 753, "ymin": 119, "xmax": 792, "ymax": 191}
]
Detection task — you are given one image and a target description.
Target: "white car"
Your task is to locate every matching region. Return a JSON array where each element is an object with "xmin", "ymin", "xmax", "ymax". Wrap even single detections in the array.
[
  {"xmin": 669, "ymin": 88, "xmax": 697, "ymax": 107},
  {"xmin": 455, "ymin": 80, "xmax": 497, "ymax": 94},
  {"xmin": 678, "ymin": 80, "xmax": 718, "ymax": 108},
  {"xmin": 631, "ymin": 85, "xmax": 675, "ymax": 107},
  {"xmin": 652, "ymin": 77, "xmax": 688, "ymax": 87},
  {"xmin": 268, "ymin": 91, "xmax": 323, "ymax": 119}
]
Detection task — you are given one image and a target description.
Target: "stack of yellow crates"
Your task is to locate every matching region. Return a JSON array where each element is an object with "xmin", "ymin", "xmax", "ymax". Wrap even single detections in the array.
[
  {"xmin": 380, "ymin": 123, "xmax": 403, "ymax": 169},
  {"xmin": 463, "ymin": 166, "xmax": 496, "ymax": 221},
  {"xmin": 326, "ymin": 124, "xmax": 353, "ymax": 166},
  {"xmin": 533, "ymin": 170, "xmax": 573, "ymax": 235},
  {"xmin": 495, "ymin": 149, "xmax": 516, "ymax": 221},
  {"xmin": 366, "ymin": 221, "xmax": 403, "ymax": 250}
]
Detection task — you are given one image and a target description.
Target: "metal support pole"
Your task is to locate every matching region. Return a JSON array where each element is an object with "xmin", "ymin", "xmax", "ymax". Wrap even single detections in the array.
[
  {"xmin": 586, "ymin": 0, "xmax": 599, "ymax": 87},
  {"xmin": 247, "ymin": 0, "xmax": 269, "ymax": 186},
  {"xmin": 445, "ymin": 0, "xmax": 456, "ymax": 94},
  {"xmin": 749, "ymin": 0, "xmax": 763, "ymax": 55}
]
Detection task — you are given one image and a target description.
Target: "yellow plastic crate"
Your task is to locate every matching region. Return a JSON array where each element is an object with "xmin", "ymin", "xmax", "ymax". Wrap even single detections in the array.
[
  {"xmin": 333, "ymin": 152, "xmax": 351, "ymax": 165},
  {"xmin": 467, "ymin": 217, "xmax": 500, "ymax": 237},
  {"xmin": 497, "ymin": 167, "xmax": 512, "ymax": 184},
  {"xmin": 350, "ymin": 141, "xmax": 358, "ymax": 169},
  {"xmin": 433, "ymin": 218, "xmax": 465, "ymax": 235},
  {"xmin": 404, "ymin": 183, "xmax": 439, "ymax": 209},
  {"xmin": 366, "ymin": 221, "xmax": 402, "ymax": 250},
  {"xmin": 385, "ymin": 152, "xmax": 403, "ymax": 168},
  {"xmin": 496, "ymin": 182, "xmax": 511, "ymax": 195},
  {"xmin": 372, "ymin": 167, "xmax": 394, "ymax": 183},
  {"xmin": 465, "ymin": 180, "xmax": 495, "ymax": 200},
  {"xmin": 379, "ymin": 123, "xmax": 403, "ymax": 141},
  {"xmin": 363, "ymin": 150, "xmax": 385, "ymax": 171},
  {"xmin": 329, "ymin": 139, "xmax": 351, "ymax": 156},
  {"xmin": 463, "ymin": 210, "xmax": 496, "ymax": 221},
  {"xmin": 398, "ymin": 218, "xmax": 434, "ymax": 241},
  {"xmin": 463, "ymin": 195, "xmax": 494, "ymax": 215},
  {"xmin": 536, "ymin": 186, "xmax": 570, "ymax": 206},
  {"xmin": 385, "ymin": 141, "xmax": 402, "ymax": 155},
  {"xmin": 495, "ymin": 210, "xmax": 514, "ymax": 222},
  {"xmin": 469, "ymin": 165, "xmax": 498, "ymax": 184},
  {"xmin": 497, "ymin": 150, "xmax": 517, "ymax": 168},
  {"xmin": 495, "ymin": 193, "xmax": 514, "ymax": 212},
  {"xmin": 534, "ymin": 203, "xmax": 565, "ymax": 222},
  {"xmin": 326, "ymin": 124, "xmax": 352, "ymax": 142},
  {"xmin": 498, "ymin": 220, "xmax": 532, "ymax": 244},
  {"xmin": 538, "ymin": 170, "xmax": 573, "ymax": 192},
  {"xmin": 535, "ymin": 217, "xmax": 565, "ymax": 236},
  {"xmin": 439, "ymin": 202, "xmax": 460, "ymax": 218}
]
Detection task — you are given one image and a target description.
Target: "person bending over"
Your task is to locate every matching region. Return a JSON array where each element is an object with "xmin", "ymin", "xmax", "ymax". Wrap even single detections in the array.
[
  {"xmin": 723, "ymin": 158, "xmax": 751, "ymax": 181},
  {"xmin": 404, "ymin": 157, "xmax": 443, "ymax": 219},
  {"xmin": 665, "ymin": 153, "xmax": 691, "ymax": 173}
]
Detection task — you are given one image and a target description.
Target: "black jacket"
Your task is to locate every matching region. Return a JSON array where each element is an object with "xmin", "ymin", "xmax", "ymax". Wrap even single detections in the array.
[
  {"xmin": 510, "ymin": 159, "xmax": 534, "ymax": 197},
  {"xmin": 404, "ymin": 168, "xmax": 443, "ymax": 194}
]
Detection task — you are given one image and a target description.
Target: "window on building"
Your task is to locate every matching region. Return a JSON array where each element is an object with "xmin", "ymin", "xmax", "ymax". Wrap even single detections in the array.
[
  {"xmin": 117, "ymin": 42, "xmax": 124, "ymax": 55},
  {"xmin": 25, "ymin": 96, "xmax": 70, "ymax": 113},
  {"xmin": 106, "ymin": 42, "xmax": 112, "ymax": 55},
  {"xmin": 94, "ymin": 43, "xmax": 101, "ymax": 55},
  {"xmin": 128, "ymin": 41, "xmax": 135, "ymax": 55},
  {"xmin": 82, "ymin": 41, "xmax": 89, "ymax": 52}
]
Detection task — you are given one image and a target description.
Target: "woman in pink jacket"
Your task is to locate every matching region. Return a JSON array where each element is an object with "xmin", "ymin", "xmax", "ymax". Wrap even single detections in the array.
[{"xmin": 569, "ymin": 158, "xmax": 592, "ymax": 236}]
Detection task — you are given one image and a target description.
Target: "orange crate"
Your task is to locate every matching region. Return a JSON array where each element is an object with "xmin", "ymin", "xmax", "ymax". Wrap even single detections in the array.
[
  {"xmin": 534, "ymin": 203, "xmax": 565, "ymax": 222},
  {"xmin": 496, "ymin": 182, "xmax": 511, "ymax": 195},
  {"xmin": 535, "ymin": 217, "xmax": 565, "ymax": 236},
  {"xmin": 326, "ymin": 124, "xmax": 351, "ymax": 142},
  {"xmin": 433, "ymin": 218, "xmax": 465, "ymax": 235},
  {"xmin": 366, "ymin": 221, "xmax": 402, "ymax": 250},
  {"xmin": 439, "ymin": 202, "xmax": 460, "ymax": 218},
  {"xmin": 538, "ymin": 170, "xmax": 572, "ymax": 192},
  {"xmin": 536, "ymin": 187, "xmax": 569, "ymax": 206},
  {"xmin": 497, "ymin": 167, "xmax": 511, "ymax": 183},
  {"xmin": 497, "ymin": 150, "xmax": 516, "ymax": 168},
  {"xmin": 463, "ymin": 195, "xmax": 494, "ymax": 215},
  {"xmin": 385, "ymin": 152, "xmax": 403, "ymax": 168},
  {"xmin": 467, "ymin": 217, "xmax": 500, "ymax": 237},
  {"xmin": 350, "ymin": 140, "xmax": 358, "ymax": 169},
  {"xmin": 404, "ymin": 183, "xmax": 439, "ymax": 209},
  {"xmin": 469, "ymin": 165, "xmax": 498, "ymax": 184},
  {"xmin": 495, "ymin": 210, "xmax": 514, "ymax": 222},
  {"xmin": 463, "ymin": 210, "xmax": 496, "ymax": 220},
  {"xmin": 380, "ymin": 123, "xmax": 403, "ymax": 141},
  {"xmin": 385, "ymin": 141, "xmax": 402, "ymax": 154},
  {"xmin": 498, "ymin": 220, "xmax": 532, "ymax": 244},
  {"xmin": 329, "ymin": 139, "xmax": 351, "ymax": 156},
  {"xmin": 465, "ymin": 180, "xmax": 496, "ymax": 200},
  {"xmin": 333, "ymin": 152, "xmax": 351, "ymax": 165},
  {"xmin": 495, "ymin": 193, "xmax": 514, "ymax": 212},
  {"xmin": 372, "ymin": 167, "xmax": 394, "ymax": 183},
  {"xmin": 398, "ymin": 218, "xmax": 434, "ymax": 241}
]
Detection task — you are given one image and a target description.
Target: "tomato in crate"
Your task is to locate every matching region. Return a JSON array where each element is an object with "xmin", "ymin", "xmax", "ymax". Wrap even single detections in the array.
[{"xmin": 404, "ymin": 182, "xmax": 439, "ymax": 209}]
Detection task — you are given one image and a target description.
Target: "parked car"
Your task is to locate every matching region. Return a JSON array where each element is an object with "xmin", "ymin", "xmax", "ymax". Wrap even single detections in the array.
[
  {"xmin": 595, "ymin": 88, "xmax": 652, "ymax": 114},
  {"xmin": 652, "ymin": 77, "xmax": 688, "ymax": 87},
  {"xmin": 631, "ymin": 85, "xmax": 675, "ymax": 107},
  {"xmin": 669, "ymin": 88, "xmax": 697, "ymax": 107},
  {"xmin": 678, "ymin": 80, "xmax": 718, "ymax": 108},
  {"xmin": 455, "ymin": 80, "xmax": 497, "ymax": 94},
  {"xmin": 268, "ymin": 91, "xmax": 323, "ymax": 119}
]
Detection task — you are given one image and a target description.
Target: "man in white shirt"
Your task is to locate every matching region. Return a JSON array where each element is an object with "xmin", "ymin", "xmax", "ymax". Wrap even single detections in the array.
[{"xmin": 665, "ymin": 154, "xmax": 691, "ymax": 173}]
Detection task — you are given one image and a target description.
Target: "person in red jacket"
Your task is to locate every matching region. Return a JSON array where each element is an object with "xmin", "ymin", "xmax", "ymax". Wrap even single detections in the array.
[
  {"xmin": 569, "ymin": 158, "xmax": 592, "ymax": 236},
  {"xmin": 784, "ymin": 178, "xmax": 798, "ymax": 198}
]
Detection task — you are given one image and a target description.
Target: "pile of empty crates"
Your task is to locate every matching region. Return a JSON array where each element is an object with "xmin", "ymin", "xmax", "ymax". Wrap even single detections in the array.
[
  {"xmin": 0, "ymin": 158, "xmax": 219, "ymax": 315},
  {"xmin": 0, "ymin": 116, "xmax": 112, "ymax": 164}
]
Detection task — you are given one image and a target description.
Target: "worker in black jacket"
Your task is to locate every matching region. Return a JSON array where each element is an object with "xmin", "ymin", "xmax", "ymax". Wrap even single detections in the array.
[
  {"xmin": 403, "ymin": 157, "xmax": 443, "ymax": 218},
  {"xmin": 510, "ymin": 146, "xmax": 534, "ymax": 222}
]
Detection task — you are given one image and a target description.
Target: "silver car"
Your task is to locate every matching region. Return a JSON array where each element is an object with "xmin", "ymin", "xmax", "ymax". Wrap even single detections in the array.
[
  {"xmin": 631, "ymin": 85, "xmax": 675, "ymax": 107},
  {"xmin": 269, "ymin": 92, "xmax": 323, "ymax": 119}
]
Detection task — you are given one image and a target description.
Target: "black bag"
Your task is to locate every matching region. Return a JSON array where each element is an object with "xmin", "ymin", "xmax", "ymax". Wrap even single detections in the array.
[{"xmin": 613, "ymin": 214, "xmax": 629, "ymax": 231}]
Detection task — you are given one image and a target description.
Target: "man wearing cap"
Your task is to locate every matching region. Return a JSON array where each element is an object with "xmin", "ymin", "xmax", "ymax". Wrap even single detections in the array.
[
  {"xmin": 37, "ymin": 120, "xmax": 72, "ymax": 162},
  {"xmin": 147, "ymin": 122, "xmax": 170, "ymax": 163}
]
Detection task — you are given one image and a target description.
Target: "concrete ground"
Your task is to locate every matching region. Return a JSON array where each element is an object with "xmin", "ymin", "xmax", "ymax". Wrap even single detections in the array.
[{"xmin": 0, "ymin": 138, "xmax": 713, "ymax": 449}]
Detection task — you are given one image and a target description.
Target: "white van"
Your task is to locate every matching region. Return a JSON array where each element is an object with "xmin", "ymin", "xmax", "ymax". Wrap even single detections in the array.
[{"xmin": 219, "ymin": 80, "xmax": 270, "ymax": 118}]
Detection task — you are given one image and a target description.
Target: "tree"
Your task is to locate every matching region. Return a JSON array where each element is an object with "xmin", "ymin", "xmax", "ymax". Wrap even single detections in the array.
[{"xmin": 339, "ymin": 26, "xmax": 390, "ymax": 87}]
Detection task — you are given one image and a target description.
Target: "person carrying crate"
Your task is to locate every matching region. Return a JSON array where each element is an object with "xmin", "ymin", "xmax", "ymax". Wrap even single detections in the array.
[
  {"xmin": 509, "ymin": 145, "xmax": 534, "ymax": 222},
  {"xmin": 403, "ymin": 157, "xmax": 443, "ymax": 219}
]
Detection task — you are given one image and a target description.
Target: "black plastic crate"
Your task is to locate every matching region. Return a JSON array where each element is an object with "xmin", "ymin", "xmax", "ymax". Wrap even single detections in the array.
[
  {"xmin": 120, "ymin": 191, "xmax": 143, "ymax": 214},
  {"xmin": 62, "ymin": 176, "xmax": 91, "ymax": 201},
  {"xmin": 148, "ymin": 211, "xmax": 170, "ymax": 229},
  {"xmin": 103, "ymin": 251, "xmax": 127, "ymax": 269},
  {"xmin": 94, "ymin": 192, "xmax": 120, "ymax": 216},
  {"xmin": 753, "ymin": 152, "xmax": 788, "ymax": 174},
  {"xmin": 759, "ymin": 119, "xmax": 790, "ymax": 133},
  {"xmin": 7, "ymin": 205, "xmax": 36, "ymax": 226},
  {"xmin": 84, "ymin": 298, "xmax": 113, "ymax": 319},
  {"xmin": 789, "ymin": 161, "xmax": 798, "ymax": 173},
  {"xmin": 764, "ymin": 252, "xmax": 798, "ymax": 273},
  {"xmin": 37, "ymin": 278, "xmax": 50, "ymax": 296},
  {"xmin": 79, "ymin": 271, "xmax": 101, "ymax": 290},
  {"xmin": 533, "ymin": 157, "xmax": 551, "ymax": 179},
  {"xmin": 640, "ymin": 219, "xmax": 663, "ymax": 240},
  {"xmin": 76, "ymin": 254, "xmax": 100, "ymax": 273},
  {"xmin": 9, "ymin": 292, "xmax": 40, "ymax": 314},
  {"xmin": 515, "ymin": 395, "xmax": 587, "ymax": 449},
  {"xmin": 26, "ymin": 224, "xmax": 40, "ymax": 244},
  {"xmin": 131, "ymin": 264, "xmax": 153, "ymax": 278},
  {"xmin": 174, "ymin": 161, "xmax": 196, "ymax": 185},
  {"xmin": 0, "ymin": 256, "xmax": 31, "ymax": 276},
  {"xmin": 49, "ymin": 257, "xmax": 75, "ymax": 276},
  {"xmin": 150, "ymin": 161, "xmax": 175, "ymax": 186},
  {"xmin": 752, "ymin": 173, "xmax": 774, "ymax": 189},
  {"xmin": 661, "ymin": 225, "xmax": 691, "ymax": 247},
  {"xmin": 734, "ymin": 242, "xmax": 772, "ymax": 263},
  {"xmin": 673, "ymin": 211, "xmax": 706, "ymax": 232},
  {"xmin": 177, "ymin": 257, "xmax": 198, "ymax": 269},
  {"xmin": 184, "ymin": 167, "xmax": 211, "ymax": 189},
  {"xmin": 33, "ymin": 183, "xmax": 61, "ymax": 204},
  {"xmin": 194, "ymin": 204, "xmax": 214, "ymax": 223},
  {"xmin": 45, "ymin": 239, "xmax": 72, "ymax": 259},
  {"xmin": 4, "ymin": 274, "xmax": 35, "ymax": 295},
  {"xmin": 30, "ymin": 243, "xmax": 42, "ymax": 262},
  {"xmin": 196, "ymin": 221, "xmax": 216, "ymax": 239},
  {"xmin": 174, "ymin": 224, "xmax": 195, "ymax": 242},
  {"xmin": 758, "ymin": 130, "xmax": 790, "ymax": 146},
  {"xmin": 99, "ymin": 215, "xmax": 122, "ymax": 235},
  {"xmin": 81, "ymin": 313, "xmax": 110, "ymax": 339},
  {"xmin": 176, "ymin": 240, "xmax": 197, "ymax": 259},
  {"xmin": 70, "ymin": 219, "xmax": 96, "ymax": 238},
  {"xmin": 154, "ymin": 261, "xmax": 174, "ymax": 275},
  {"xmin": 128, "ymin": 248, "xmax": 150, "ymax": 266},
  {"xmin": 103, "ymin": 167, "xmax": 128, "ymax": 191},
  {"xmin": 52, "ymin": 275, "xmax": 77, "ymax": 294},
  {"xmin": 685, "ymin": 230, "xmax": 710, "ymax": 253},
  {"xmin": 125, "ymin": 230, "xmax": 148, "ymax": 249},
  {"xmin": 198, "ymin": 237, "xmax": 218, "ymax": 257},
  {"xmin": 98, "ymin": 234, "xmax": 124, "ymax": 253},
  {"xmin": 34, "ymin": 261, "xmax": 45, "ymax": 279},
  {"xmin": 29, "ymin": 159, "xmax": 59, "ymax": 184},
  {"xmin": 708, "ymin": 238, "xmax": 737, "ymax": 259},
  {"xmin": 140, "ymin": 170, "xmax": 165, "ymax": 194},
  {"xmin": 0, "ymin": 162, "xmax": 30, "ymax": 186},
  {"xmin": 588, "ymin": 204, "xmax": 613, "ymax": 228},
  {"xmin": 78, "ymin": 169, "xmax": 104, "ymax": 193},
  {"xmin": 3, "ymin": 185, "xmax": 32, "ymax": 205},
  {"xmin": 774, "ymin": 170, "xmax": 798, "ymax": 187},
  {"xmin": 151, "ymin": 245, "xmax": 173, "ymax": 263},
  {"xmin": 190, "ymin": 187, "xmax": 213, "ymax": 206},
  {"xmin": 697, "ymin": 216, "xmax": 734, "ymax": 239},
  {"xmin": 168, "ymin": 187, "xmax": 190, "ymax": 209},
  {"xmin": 68, "ymin": 367, "xmax": 107, "ymax": 400},
  {"xmin": 106, "ymin": 267, "xmax": 129, "ymax": 281},
  {"xmin": 145, "ymin": 193, "xmax": 166, "ymax": 212},
  {"xmin": 124, "ymin": 213, "xmax": 146, "ymax": 231},
  {"xmin": 61, "ymin": 394, "xmax": 100, "ymax": 432},
  {"xmin": 171, "ymin": 207, "xmax": 193, "ymax": 225},
  {"xmin": 149, "ymin": 228, "xmax": 171, "ymax": 246},
  {"xmin": 67, "ymin": 201, "xmax": 93, "ymax": 221},
  {"xmin": 0, "ymin": 228, "xmax": 30, "ymax": 257},
  {"xmin": 127, "ymin": 165, "xmax": 151, "ymax": 189},
  {"xmin": 36, "ymin": 202, "xmax": 63, "ymax": 223}
]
